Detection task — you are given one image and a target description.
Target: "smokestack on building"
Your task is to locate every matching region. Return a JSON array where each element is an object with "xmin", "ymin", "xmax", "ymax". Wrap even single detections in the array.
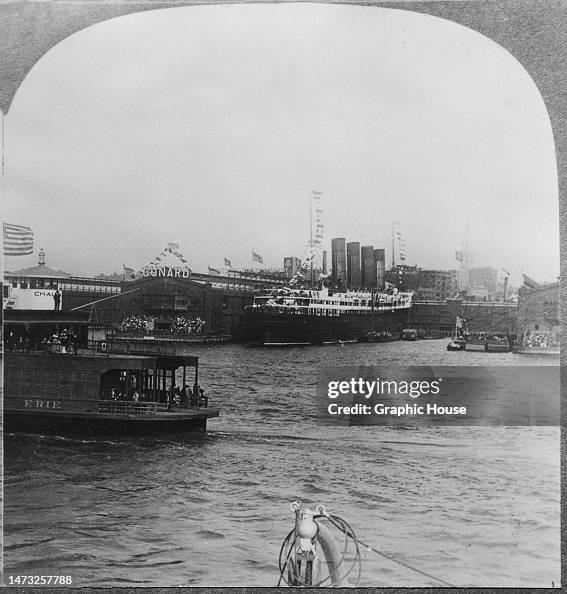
[
  {"xmin": 374, "ymin": 248, "xmax": 385, "ymax": 290},
  {"xmin": 347, "ymin": 242, "xmax": 361, "ymax": 289},
  {"xmin": 361, "ymin": 245, "xmax": 376, "ymax": 289},
  {"xmin": 331, "ymin": 238, "xmax": 347, "ymax": 283}
]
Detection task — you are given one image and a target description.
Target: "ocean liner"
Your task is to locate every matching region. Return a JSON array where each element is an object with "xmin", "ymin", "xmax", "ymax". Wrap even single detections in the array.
[{"xmin": 241, "ymin": 286, "xmax": 413, "ymax": 346}]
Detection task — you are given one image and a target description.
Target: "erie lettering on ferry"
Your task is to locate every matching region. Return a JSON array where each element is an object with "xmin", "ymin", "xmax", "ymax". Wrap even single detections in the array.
[{"xmin": 24, "ymin": 400, "xmax": 62, "ymax": 409}]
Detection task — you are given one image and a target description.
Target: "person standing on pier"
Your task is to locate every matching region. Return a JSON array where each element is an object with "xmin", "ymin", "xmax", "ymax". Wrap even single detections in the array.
[{"xmin": 53, "ymin": 289, "xmax": 61, "ymax": 311}]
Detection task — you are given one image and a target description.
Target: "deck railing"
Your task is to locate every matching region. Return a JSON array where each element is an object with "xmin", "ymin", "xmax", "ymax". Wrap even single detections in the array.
[
  {"xmin": 98, "ymin": 400, "xmax": 171, "ymax": 414},
  {"xmin": 5, "ymin": 396, "xmax": 208, "ymax": 414}
]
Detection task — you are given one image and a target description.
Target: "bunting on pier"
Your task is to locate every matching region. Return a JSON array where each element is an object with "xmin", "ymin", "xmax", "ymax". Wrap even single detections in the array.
[
  {"xmin": 393, "ymin": 221, "xmax": 407, "ymax": 263},
  {"xmin": 311, "ymin": 191, "xmax": 324, "ymax": 246},
  {"xmin": 522, "ymin": 274, "xmax": 539, "ymax": 290}
]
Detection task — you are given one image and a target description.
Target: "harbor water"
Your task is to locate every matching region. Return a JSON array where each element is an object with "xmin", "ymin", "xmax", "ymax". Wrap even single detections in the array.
[{"xmin": 4, "ymin": 340, "xmax": 560, "ymax": 587}]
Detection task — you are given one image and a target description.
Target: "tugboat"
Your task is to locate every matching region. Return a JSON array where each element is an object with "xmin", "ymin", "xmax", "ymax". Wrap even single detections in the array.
[
  {"xmin": 3, "ymin": 310, "xmax": 219, "ymax": 437},
  {"xmin": 446, "ymin": 338, "xmax": 466, "ymax": 351},
  {"xmin": 446, "ymin": 316, "xmax": 466, "ymax": 351}
]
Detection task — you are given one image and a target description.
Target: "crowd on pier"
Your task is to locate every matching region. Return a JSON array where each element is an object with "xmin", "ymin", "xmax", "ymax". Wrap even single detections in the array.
[{"xmin": 522, "ymin": 330, "xmax": 559, "ymax": 348}]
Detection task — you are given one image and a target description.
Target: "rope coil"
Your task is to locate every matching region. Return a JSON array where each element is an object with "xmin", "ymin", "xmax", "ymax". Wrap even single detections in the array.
[{"xmin": 277, "ymin": 501, "xmax": 456, "ymax": 588}]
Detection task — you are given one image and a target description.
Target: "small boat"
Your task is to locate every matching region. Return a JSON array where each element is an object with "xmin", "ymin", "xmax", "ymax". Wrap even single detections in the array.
[
  {"xmin": 463, "ymin": 341, "xmax": 487, "ymax": 352},
  {"xmin": 402, "ymin": 328, "xmax": 418, "ymax": 341},
  {"xmin": 446, "ymin": 339, "xmax": 466, "ymax": 351}
]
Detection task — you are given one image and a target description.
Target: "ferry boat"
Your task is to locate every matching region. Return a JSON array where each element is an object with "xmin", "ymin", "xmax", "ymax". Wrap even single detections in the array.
[
  {"xmin": 240, "ymin": 286, "xmax": 413, "ymax": 346},
  {"xmin": 3, "ymin": 311, "xmax": 219, "ymax": 436}
]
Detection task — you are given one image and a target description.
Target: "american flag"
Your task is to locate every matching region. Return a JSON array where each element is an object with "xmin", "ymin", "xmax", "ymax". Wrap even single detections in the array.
[
  {"xmin": 252, "ymin": 251, "xmax": 263, "ymax": 264},
  {"xmin": 224, "ymin": 257, "xmax": 232, "ymax": 268},
  {"xmin": 3, "ymin": 223, "xmax": 34, "ymax": 255}
]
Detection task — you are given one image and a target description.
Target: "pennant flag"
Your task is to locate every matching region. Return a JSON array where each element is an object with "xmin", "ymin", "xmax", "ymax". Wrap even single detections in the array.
[
  {"xmin": 522, "ymin": 274, "xmax": 539, "ymax": 289},
  {"xmin": 208, "ymin": 266, "xmax": 220, "ymax": 275},
  {"xmin": 3, "ymin": 223, "xmax": 34, "ymax": 255},
  {"xmin": 224, "ymin": 257, "xmax": 232, "ymax": 268},
  {"xmin": 455, "ymin": 251, "xmax": 464, "ymax": 262},
  {"xmin": 252, "ymin": 251, "xmax": 263, "ymax": 264},
  {"xmin": 393, "ymin": 221, "xmax": 408, "ymax": 264}
]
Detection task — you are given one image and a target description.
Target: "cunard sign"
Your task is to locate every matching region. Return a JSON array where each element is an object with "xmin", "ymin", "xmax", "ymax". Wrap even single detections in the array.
[{"xmin": 143, "ymin": 266, "xmax": 190, "ymax": 278}]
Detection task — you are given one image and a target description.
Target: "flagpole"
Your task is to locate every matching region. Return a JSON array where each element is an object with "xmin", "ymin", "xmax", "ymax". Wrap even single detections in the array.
[
  {"xmin": 1, "ymin": 113, "xmax": 5, "ymax": 263},
  {"xmin": 1, "ymin": 113, "xmax": 5, "ymax": 199},
  {"xmin": 391, "ymin": 221, "xmax": 395, "ymax": 269},
  {"xmin": 309, "ymin": 191, "xmax": 314, "ymax": 286}
]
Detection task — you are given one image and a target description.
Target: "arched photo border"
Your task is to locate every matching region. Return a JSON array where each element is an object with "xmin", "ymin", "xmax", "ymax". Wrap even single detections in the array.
[{"xmin": 0, "ymin": 0, "xmax": 564, "ymax": 591}]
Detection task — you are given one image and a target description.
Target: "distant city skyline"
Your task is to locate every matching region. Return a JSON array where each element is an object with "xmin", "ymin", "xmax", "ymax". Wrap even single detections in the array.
[{"xmin": 2, "ymin": 4, "xmax": 559, "ymax": 286}]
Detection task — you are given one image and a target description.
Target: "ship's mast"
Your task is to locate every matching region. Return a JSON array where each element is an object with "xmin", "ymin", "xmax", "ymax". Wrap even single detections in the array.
[{"xmin": 371, "ymin": 288, "xmax": 375, "ymax": 332}]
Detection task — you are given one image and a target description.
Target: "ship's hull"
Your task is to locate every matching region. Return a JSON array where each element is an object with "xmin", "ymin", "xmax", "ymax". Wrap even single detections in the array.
[
  {"xmin": 239, "ymin": 308, "xmax": 410, "ymax": 345},
  {"xmin": 4, "ymin": 409, "xmax": 218, "ymax": 437}
]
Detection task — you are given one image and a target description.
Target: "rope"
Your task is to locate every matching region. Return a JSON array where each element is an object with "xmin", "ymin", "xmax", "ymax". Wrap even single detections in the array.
[
  {"xmin": 329, "ymin": 513, "xmax": 456, "ymax": 588},
  {"xmin": 356, "ymin": 537, "xmax": 456, "ymax": 587},
  {"xmin": 276, "ymin": 529, "xmax": 295, "ymax": 587},
  {"xmin": 323, "ymin": 514, "xmax": 362, "ymax": 586},
  {"xmin": 278, "ymin": 514, "xmax": 362, "ymax": 588},
  {"xmin": 279, "ymin": 507, "xmax": 455, "ymax": 588}
]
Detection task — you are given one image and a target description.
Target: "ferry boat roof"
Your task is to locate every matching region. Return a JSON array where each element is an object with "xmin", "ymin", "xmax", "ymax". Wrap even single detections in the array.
[
  {"xmin": 4, "ymin": 309, "xmax": 91, "ymax": 324},
  {"xmin": 7, "ymin": 351, "xmax": 199, "ymax": 369}
]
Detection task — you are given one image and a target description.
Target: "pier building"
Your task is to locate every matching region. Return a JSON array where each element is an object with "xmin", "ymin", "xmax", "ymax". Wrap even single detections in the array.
[
  {"xmin": 3, "ymin": 245, "xmax": 287, "ymax": 340},
  {"xmin": 516, "ymin": 279, "xmax": 559, "ymax": 343}
]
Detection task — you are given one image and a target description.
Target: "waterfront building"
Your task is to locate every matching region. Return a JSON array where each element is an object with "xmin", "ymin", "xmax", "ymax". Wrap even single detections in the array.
[
  {"xmin": 516, "ymin": 279, "xmax": 559, "ymax": 341},
  {"xmin": 416, "ymin": 269, "xmax": 459, "ymax": 302},
  {"xmin": 469, "ymin": 266, "xmax": 498, "ymax": 299},
  {"xmin": 3, "ymin": 244, "xmax": 287, "ymax": 339},
  {"xmin": 385, "ymin": 265, "xmax": 458, "ymax": 302},
  {"xmin": 3, "ymin": 249, "xmax": 70, "ymax": 310},
  {"xmin": 409, "ymin": 298, "xmax": 517, "ymax": 336},
  {"xmin": 385, "ymin": 265, "xmax": 421, "ymax": 293}
]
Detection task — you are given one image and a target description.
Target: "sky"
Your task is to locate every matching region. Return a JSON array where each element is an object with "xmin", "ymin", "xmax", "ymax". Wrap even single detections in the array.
[{"xmin": 2, "ymin": 4, "xmax": 560, "ymax": 285}]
